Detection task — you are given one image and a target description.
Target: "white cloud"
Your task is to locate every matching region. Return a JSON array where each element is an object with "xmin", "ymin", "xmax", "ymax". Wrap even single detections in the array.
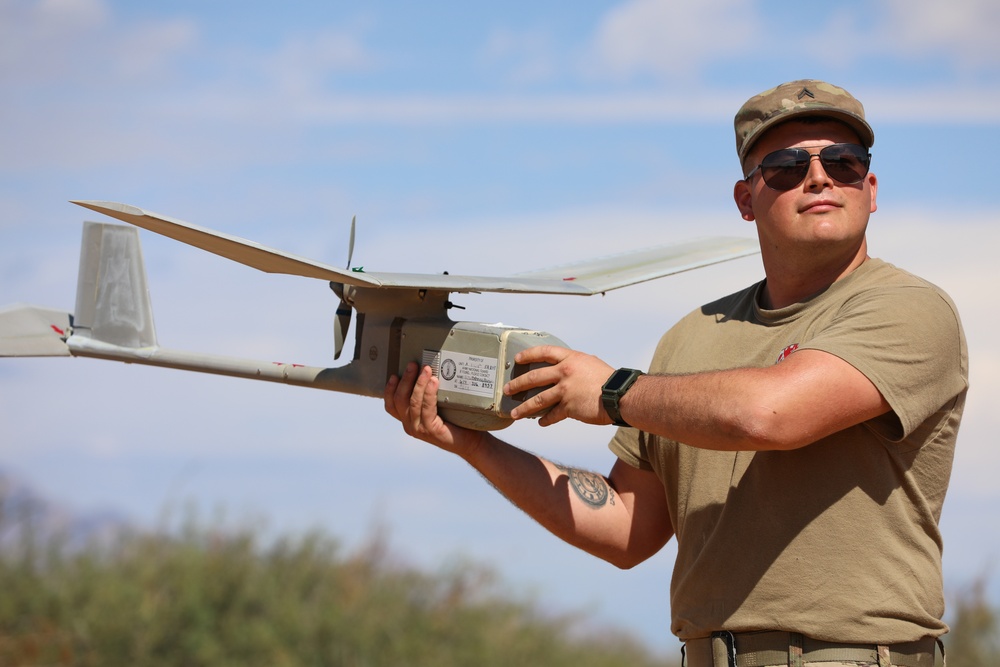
[
  {"xmin": 113, "ymin": 16, "xmax": 198, "ymax": 82},
  {"xmin": 166, "ymin": 86, "xmax": 1000, "ymax": 129},
  {"xmin": 0, "ymin": 0, "xmax": 196, "ymax": 86},
  {"xmin": 884, "ymin": 0, "xmax": 1000, "ymax": 71},
  {"xmin": 33, "ymin": 0, "xmax": 106, "ymax": 28},
  {"xmin": 479, "ymin": 26, "xmax": 558, "ymax": 85},
  {"xmin": 5, "ymin": 0, "xmax": 1000, "ymax": 151},
  {"xmin": 257, "ymin": 27, "xmax": 379, "ymax": 96},
  {"xmin": 587, "ymin": 0, "xmax": 758, "ymax": 81},
  {"xmin": 858, "ymin": 86, "xmax": 1000, "ymax": 124}
]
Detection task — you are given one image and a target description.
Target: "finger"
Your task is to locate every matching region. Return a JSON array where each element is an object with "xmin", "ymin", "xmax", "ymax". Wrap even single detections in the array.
[
  {"xmin": 384, "ymin": 374, "xmax": 400, "ymax": 418},
  {"xmin": 513, "ymin": 344, "xmax": 571, "ymax": 366},
  {"xmin": 537, "ymin": 402, "xmax": 567, "ymax": 427},
  {"xmin": 419, "ymin": 371, "xmax": 442, "ymax": 427},
  {"xmin": 392, "ymin": 362, "xmax": 420, "ymax": 420},
  {"xmin": 509, "ymin": 384, "xmax": 561, "ymax": 420},
  {"xmin": 395, "ymin": 361, "xmax": 419, "ymax": 394},
  {"xmin": 407, "ymin": 366, "xmax": 431, "ymax": 429},
  {"xmin": 503, "ymin": 365, "xmax": 560, "ymax": 396}
]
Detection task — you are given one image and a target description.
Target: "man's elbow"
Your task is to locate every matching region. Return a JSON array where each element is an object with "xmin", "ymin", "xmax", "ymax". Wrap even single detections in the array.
[
  {"xmin": 594, "ymin": 534, "xmax": 669, "ymax": 570},
  {"xmin": 603, "ymin": 550, "xmax": 650, "ymax": 571},
  {"xmin": 735, "ymin": 404, "xmax": 815, "ymax": 451}
]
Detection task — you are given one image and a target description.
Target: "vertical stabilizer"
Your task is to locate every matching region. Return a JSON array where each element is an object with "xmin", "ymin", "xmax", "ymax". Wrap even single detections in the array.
[{"xmin": 74, "ymin": 222, "xmax": 157, "ymax": 349}]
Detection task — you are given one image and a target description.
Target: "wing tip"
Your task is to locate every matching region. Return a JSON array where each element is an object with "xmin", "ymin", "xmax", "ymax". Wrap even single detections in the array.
[{"xmin": 71, "ymin": 200, "xmax": 145, "ymax": 217}]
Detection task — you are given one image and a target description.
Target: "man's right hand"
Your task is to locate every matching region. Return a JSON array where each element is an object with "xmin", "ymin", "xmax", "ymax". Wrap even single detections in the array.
[{"xmin": 384, "ymin": 361, "xmax": 488, "ymax": 458}]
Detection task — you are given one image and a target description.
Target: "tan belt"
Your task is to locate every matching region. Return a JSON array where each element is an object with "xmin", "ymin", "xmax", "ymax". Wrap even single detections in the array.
[{"xmin": 683, "ymin": 631, "xmax": 942, "ymax": 667}]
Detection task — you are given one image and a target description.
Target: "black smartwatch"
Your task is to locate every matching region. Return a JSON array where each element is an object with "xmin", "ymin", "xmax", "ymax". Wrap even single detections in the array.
[{"xmin": 601, "ymin": 368, "xmax": 644, "ymax": 427}]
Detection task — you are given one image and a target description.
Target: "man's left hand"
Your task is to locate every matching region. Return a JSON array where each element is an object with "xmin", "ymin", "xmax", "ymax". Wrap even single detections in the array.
[{"xmin": 503, "ymin": 345, "xmax": 616, "ymax": 426}]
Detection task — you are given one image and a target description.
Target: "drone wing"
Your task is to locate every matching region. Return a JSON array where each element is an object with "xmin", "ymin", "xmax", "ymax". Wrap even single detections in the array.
[
  {"xmin": 0, "ymin": 304, "xmax": 72, "ymax": 356},
  {"xmin": 72, "ymin": 201, "xmax": 383, "ymax": 288},
  {"xmin": 72, "ymin": 201, "xmax": 758, "ymax": 296},
  {"xmin": 510, "ymin": 236, "xmax": 759, "ymax": 294}
]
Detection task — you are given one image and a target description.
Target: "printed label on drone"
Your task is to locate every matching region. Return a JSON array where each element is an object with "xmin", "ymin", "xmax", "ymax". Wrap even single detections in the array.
[{"xmin": 432, "ymin": 351, "xmax": 498, "ymax": 398}]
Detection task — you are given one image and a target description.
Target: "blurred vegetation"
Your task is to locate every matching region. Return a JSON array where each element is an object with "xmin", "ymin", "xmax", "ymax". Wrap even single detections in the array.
[
  {"xmin": 946, "ymin": 574, "xmax": 1000, "ymax": 667},
  {"xmin": 0, "ymin": 490, "xmax": 674, "ymax": 667},
  {"xmin": 1, "ymin": 484, "xmax": 997, "ymax": 667}
]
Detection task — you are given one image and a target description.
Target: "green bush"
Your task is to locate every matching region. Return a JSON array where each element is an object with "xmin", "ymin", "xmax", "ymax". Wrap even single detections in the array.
[{"xmin": 0, "ymin": 496, "xmax": 673, "ymax": 667}]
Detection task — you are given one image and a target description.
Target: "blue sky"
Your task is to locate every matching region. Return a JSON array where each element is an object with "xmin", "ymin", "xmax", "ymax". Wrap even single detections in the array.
[{"xmin": 2, "ymin": 0, "xmax": 999, "ymax": 656}]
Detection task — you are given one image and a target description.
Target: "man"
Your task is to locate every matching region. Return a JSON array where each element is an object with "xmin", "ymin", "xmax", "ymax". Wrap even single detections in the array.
[{"xmin": 385, "ymin": 80, "xmax": 967, "ymax": 667}]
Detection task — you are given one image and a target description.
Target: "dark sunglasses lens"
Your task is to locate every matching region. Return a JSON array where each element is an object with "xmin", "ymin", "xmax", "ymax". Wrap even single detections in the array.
[
  {"xmin": 758, "ymin": 144, "xmax": 871, "ymax": 190},
  {"xmin": 760, "ymin": 150, "xmax": 809, "ymax": 190},
  {"xmin": 819, "ymin": 144, "xmax": 870, "ymax": 184}
]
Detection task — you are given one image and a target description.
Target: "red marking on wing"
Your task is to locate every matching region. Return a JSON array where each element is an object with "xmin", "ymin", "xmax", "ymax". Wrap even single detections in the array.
[{"xmin": 51, "ymin": 325, "xmax": 66, "ymax": 336}]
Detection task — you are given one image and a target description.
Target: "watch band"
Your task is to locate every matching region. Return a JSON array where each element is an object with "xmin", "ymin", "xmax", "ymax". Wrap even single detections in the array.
[{"xmin": 601, "ymin": 368, "xmax": 644, "ymax": 427}]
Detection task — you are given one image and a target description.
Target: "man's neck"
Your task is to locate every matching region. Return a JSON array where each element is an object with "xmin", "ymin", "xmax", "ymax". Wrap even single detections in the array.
[{"xmin": 760, "ymin": 242, "xmax": 870, "ymax": 309}]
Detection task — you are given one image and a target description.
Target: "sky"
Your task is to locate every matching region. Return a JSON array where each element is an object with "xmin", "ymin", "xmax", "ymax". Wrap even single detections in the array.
[{"xmin": 2, "ymin": 0, "xmax": 999, "ymax": 657}]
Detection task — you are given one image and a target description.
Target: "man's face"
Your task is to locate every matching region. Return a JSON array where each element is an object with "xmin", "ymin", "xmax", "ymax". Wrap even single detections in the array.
[{"xmin": 734, "ymin": 119, "xmax": 878, "ymax": 259}]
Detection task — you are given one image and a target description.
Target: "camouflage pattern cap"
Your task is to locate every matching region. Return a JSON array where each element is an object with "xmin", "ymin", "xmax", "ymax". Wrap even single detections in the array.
[{"xmin": 735, "ymin": 80, "xmax": 875, "ymax": 166}]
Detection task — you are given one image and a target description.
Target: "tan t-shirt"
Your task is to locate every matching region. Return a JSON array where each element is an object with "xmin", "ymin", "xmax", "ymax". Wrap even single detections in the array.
[{"xmin": 610, "ymin": 258, "xmax": 968, "ymax": 643}]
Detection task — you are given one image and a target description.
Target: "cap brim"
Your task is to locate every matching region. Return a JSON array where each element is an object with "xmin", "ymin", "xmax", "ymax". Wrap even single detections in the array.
[{"xmin": 739, "ymin": 108, "xmax": 875, "ymax": 164}]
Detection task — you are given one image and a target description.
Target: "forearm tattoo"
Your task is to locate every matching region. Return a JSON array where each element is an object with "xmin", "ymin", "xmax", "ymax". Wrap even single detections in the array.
[{"xmin": 556, "ymin": 464, "xmax": 615, "ymax": 509}]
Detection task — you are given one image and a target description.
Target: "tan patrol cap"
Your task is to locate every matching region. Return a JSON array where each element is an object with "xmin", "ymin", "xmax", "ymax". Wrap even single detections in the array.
[{"xmin": 735, "ymin": 79, "xmax": 875, "ymax": 165}]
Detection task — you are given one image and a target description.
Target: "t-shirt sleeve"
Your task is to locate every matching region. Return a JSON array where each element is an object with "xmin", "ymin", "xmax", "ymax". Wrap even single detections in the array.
[
  {"xmin": 608, "ymin": 426, "xmax": 656, "ymax": 470},
  {"xmin": 607, "ymin": 325, "xmax": 681, "ymax": 469},
  {"xmin": 798, "ymin": 283, "xmax": 967, "ymax": 440}
]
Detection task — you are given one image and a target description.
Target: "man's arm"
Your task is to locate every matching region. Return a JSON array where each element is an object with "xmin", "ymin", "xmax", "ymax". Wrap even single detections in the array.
[
  {"xmin": 385, "ymin": 362, "xmax": 673, "ymax": 568},
  {"xmin": 505, "ymin": 346, "xmax": 891, "ymax": 452}
]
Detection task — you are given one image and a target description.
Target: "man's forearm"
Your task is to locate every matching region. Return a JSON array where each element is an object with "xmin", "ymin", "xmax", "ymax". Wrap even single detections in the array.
[
  {"xmin": 618, "ymin": 370, "xmax": 762, "ymax": 450},
  {"xmin": 618, "ymin": 350, "xmax": 890, "ymax": 451},
  {"xmin": 460, "ymin": 434, "xmax": 637, "ymax": 567}
]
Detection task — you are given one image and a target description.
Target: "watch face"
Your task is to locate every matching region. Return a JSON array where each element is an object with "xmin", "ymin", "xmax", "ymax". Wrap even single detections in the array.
[{"xmin": 604, "ymin": 369, "xmax": 634, "ymax": 392}]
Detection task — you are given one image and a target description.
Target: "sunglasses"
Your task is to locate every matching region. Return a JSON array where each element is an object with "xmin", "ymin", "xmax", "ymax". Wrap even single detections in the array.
[{"xmin": 745, "ymin": 143, "xmax": 872, "ymax": 191}]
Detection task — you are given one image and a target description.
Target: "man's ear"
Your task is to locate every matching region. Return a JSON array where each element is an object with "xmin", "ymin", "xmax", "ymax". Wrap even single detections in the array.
[
  {"xmin": 734, "ymin": 179, "xmax": 755, "ymax": 221},
  {"xmin": 867, "ymin": 172, "xmax": 878, "ymax": 213}
]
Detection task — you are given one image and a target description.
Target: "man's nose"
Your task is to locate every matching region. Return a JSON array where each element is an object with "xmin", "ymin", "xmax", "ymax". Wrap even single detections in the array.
[{"xmin": 803, "ymin": 153, "xmax": 832, "ymax": 189}]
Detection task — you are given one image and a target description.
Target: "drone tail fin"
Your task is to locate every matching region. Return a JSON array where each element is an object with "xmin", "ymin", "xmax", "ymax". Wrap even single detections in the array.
[{"xmin": 72, "ymin": 222, "xmax": 158, "ymax": 349}]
